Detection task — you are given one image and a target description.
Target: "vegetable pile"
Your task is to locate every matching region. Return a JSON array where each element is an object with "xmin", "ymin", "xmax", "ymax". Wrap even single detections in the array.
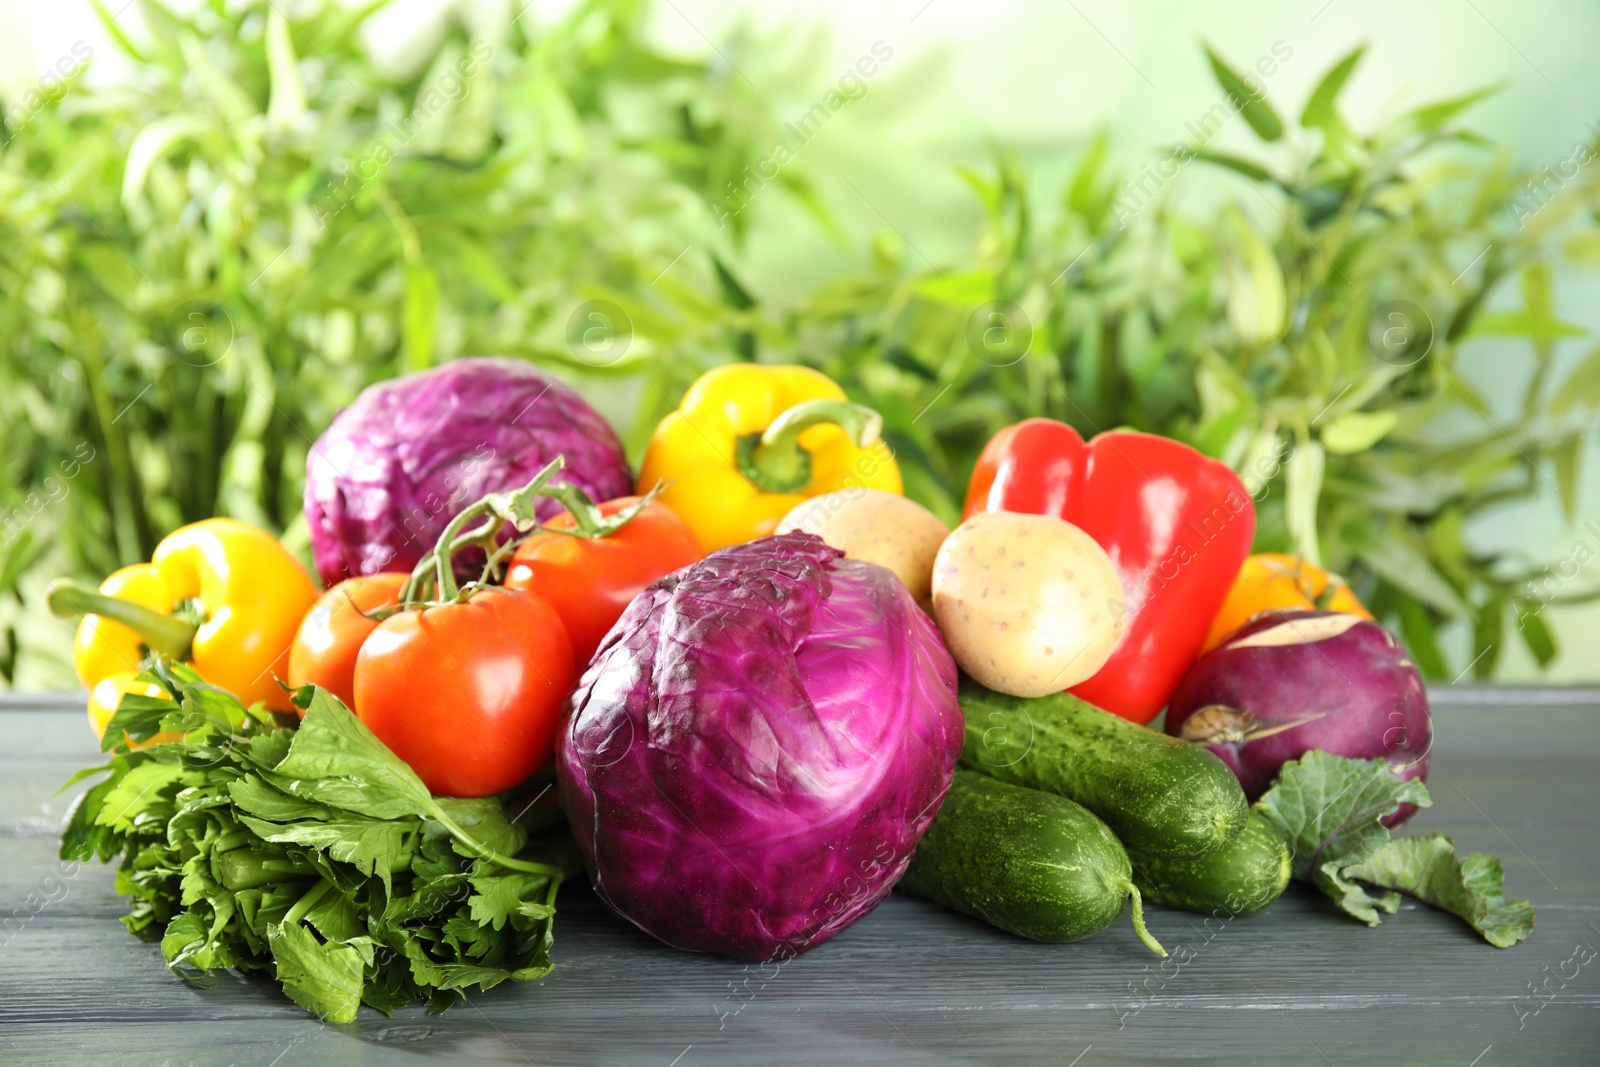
[{"xmin": 53, "ymin": 360, "xmax": 1537, "ymax": 1022}]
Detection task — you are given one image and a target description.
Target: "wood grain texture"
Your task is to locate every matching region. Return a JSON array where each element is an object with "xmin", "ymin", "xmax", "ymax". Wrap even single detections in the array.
[{"xmin": 1, "ymin": 693, "xmax": 1596, "ymax": 1066}]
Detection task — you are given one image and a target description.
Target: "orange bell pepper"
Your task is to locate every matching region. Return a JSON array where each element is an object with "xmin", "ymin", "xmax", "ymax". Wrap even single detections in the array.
[{"xmin": 1202, "ymin": 552, "xmax": 1372, "ymax": 652}]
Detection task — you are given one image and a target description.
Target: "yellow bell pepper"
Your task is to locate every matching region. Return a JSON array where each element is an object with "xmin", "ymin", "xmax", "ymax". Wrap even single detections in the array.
[
  {"xmin": 51, "ymin": 518, "xmax": 321, "ymax": 737},
  {"xmin": 636, "ymin": 365, "xmax": 903, "ymax": 550}
]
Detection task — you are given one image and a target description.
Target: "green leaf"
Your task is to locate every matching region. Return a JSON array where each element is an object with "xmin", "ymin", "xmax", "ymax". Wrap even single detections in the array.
[
  {"xmin": 1553, "ymin": 435, "xmax": 1581, "ymax": 523},
  {"xmin": 1284, "ymin": 440, "xmax": 1325, "ymax": 564},
  {"xmin": 96, "ymin": 761, "xmax": 192, "ymax": 833},
  {"xmin": 1300, "ymin": 45, "xmax": 1365, "ymax": 134},
  {"xmin": 265, "ymin": 8, "xmax": 306, "ymax": 127},
  {"xmin": 1471, "ymin": 595, "xmax": 1504, "ymax": 680},
  {"xmin": 434, "ymin": 797, "xmax": 527, "ymax": 858},
  {"xmin": 1399, "ymin": 84, "xmax": 1502, "ymax": 135},
  {"xmin": 268, "ymin": 689, "xmax": 438, "ymax": 822},
  {"xmin": 1562, "ymin": 231, "xmax": 1600, "ymax": 267},
  {"xmin": 1191, "ymin": 151, "xmax": 1273, "ymax": 183},
  {"xmin": 239, "ymin": 814, "xmax": 413, "ymax": 884},
  {"xmin": 1551, "ymin": 345, "xmax": 1600, "ymax": 416},
  {"xmin": 1466, "ymin": 310, "xmax": 1584, "ymax": 343},
  {"xmin": 1396, "ymin": 599, "xmax": 1450, "ymax": 678},
  {"xmin": 1204, "ymin": 46, "xmax": 1284, "ymax": 142},
  {"xmin": 915, "ymin": 270, "xmax": 996, "ymax": 307},
  {"xmin": 268, "ymin": 921, "xmax": 366, "ymax": 1024},
  {"xmin": 467, "ymin": 869, "xmax": 549, "ymax": 931},
  {"xmin": 1354, "ymin": 532, "xmax": 1470, "ymax": 618},
  {"xmin": 1320, "ymin": 410, "xmax": 1398, "ymax": 455},
  {"xmin": 403, "ymin": 261, "xmax": 440, "ymax": 370},
  {"xmin": 1344, "ymin": 835, "xmax": 1534, "ymax": 947},
  {"xmin": 1517, "ymin": 608, "xmax": 1558, "ymax": 667}
]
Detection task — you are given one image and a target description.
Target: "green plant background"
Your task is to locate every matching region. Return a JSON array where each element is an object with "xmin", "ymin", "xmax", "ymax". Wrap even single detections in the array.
[{"xmin": 1, "ymin": 0, "xmax": 1597, "ymax": 689}]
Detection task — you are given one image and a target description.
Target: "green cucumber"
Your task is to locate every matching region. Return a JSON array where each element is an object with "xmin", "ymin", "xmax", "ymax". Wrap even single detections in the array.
[
  {"xmin": 1130, "ymin": 810, "xmax": 1291, "ymax": 915},
  {"xmin": 901, "ymin": 768, "xmax": 1165, "ymax": 954},
  {"xmin": 959, "ymin": 679, "xmax": 1248, "ymax": 860}
]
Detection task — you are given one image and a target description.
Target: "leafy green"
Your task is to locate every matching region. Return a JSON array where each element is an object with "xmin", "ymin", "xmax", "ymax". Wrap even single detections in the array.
[
  {"xmin": 1256, "ymin": 751, "xmax": 1533, "ymax": 947},
  {"xmin": 59, "ymin": 662, "xmax": 581, "ymax": 1021},
  {"xmin": 1345, "ymin": 835, "xmax": 1535, "ymax": 948}
]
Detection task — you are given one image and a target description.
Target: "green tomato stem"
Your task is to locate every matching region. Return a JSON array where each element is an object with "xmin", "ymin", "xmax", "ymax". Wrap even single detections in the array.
[{"xmin": 46, "ymin": 580, "xmax": 196, "ymax": 660}]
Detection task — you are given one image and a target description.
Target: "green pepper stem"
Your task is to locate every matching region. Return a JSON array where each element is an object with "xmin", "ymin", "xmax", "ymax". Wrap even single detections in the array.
[
  {"xmin": 46, "ymin": 580, "xmax": 196, "ymax": 660},
  {"xmin": 736, "ymin": 398, "xmax": 884, "ymax": 494},
  {"xmin": 1127, "ymin": 884, "xmax": 1167, "ymax": 957}
]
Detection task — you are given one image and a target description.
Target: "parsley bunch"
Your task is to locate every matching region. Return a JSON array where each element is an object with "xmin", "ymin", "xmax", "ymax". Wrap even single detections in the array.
[{"xmin": 59, "ymin": 662, "xmax": 580, "ymax": 1021}]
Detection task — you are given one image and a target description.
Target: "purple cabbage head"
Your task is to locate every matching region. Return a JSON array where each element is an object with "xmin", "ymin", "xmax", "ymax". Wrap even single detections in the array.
[
  {"xmin": 304, "ymin": 357, "xmax": 632, "ymax": 586},
  {"xmin": 557, "ymin": 532, "xmax": 963, "ymax": 961}
]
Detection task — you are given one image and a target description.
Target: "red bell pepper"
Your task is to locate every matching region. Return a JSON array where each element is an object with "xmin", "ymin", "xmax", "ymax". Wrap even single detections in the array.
[{"xmin": 963, "ymin": 418, "xmax": 1254, "ymax": 724}]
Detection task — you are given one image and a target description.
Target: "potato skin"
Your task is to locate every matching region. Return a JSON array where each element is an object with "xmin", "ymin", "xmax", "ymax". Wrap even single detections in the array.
[
  {"xmin": 777, "ymin": 490, "xmax": 949, "ymax": 614},
  {"xmin": 932, "ymin": 511, "xmax": 1125, "ymax": 697}
]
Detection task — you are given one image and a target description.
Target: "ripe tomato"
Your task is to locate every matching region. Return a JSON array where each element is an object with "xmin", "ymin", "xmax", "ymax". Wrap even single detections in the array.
[
  {"xmin": 288, "ymin": 572, "xmax": 408, "ymax": 714},
  {"xmin": 352, "ymin": 588, "xmax": 575, "ymax": 797},
  {"xmin": 504, "ymin": 496, "xmax": 703, "ymax": 667}
]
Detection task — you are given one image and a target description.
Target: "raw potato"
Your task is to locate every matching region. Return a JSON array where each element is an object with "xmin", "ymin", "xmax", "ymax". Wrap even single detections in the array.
[
  {"xmin": 777, "ymin": 490, "xmax": 949, "ymax": 614},
  {"xmin": 933, "ymin": 512, "xmax": 1125, "ymax": 698}
]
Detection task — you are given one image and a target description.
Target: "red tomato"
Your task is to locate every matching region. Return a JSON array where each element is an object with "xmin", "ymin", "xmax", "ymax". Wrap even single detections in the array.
[
  {"xmin": 352, "ymin": 588, "xmax": 576, "ymax": 797},
  {"xmin": 288, "ymin": 572, "xmax": 408, "ymax": 715},
  {"xmin": 504, "ymin": 496, "xmax": 703, "ymax": 667}
]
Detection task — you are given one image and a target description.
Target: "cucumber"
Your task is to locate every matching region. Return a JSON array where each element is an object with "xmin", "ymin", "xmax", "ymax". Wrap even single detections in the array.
[
  {"xmin": 901, "ymin": 768, "xmax": 1165, "ymax": 954},
  {"xmin": 959, "ymin": 679, "xmax": 1248, "ymax": 859},
  {"xmin": 1129, "ymin": 810, "xmax": 1291, "ymax": 915}
]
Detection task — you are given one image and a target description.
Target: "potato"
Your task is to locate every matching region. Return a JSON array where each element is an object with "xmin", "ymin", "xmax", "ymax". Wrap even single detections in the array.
[
  {"xmin": 932, "ymin": 511, "xmax": 1125, "ymax": 698},
  {"xmin": 777, "ymin": 489, "xmax": 949, "ymax": 614}
]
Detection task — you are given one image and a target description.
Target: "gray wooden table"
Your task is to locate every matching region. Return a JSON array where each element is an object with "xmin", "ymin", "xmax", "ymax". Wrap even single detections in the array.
[{"xmin": 2, "ymin": 689, "xmax": 1597, "ymax": 1066}]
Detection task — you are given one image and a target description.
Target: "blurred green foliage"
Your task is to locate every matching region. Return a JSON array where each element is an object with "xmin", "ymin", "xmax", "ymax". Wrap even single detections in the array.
[{"xmin": 1, "ymin": 4, "xmax": 1597, "ymax": 685}]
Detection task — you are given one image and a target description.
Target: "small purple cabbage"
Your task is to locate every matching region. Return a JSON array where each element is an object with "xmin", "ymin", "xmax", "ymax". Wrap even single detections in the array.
[
  {"xmin": 1166, "ymin": 609, "xmax": 1432, "ymax": 826},
  {"xmin": 304, "ymin": 357, "xmax": 631, "ymax": 586},
  {"xmin": 557, "ymin": 533, "xmax": 963, "ymax": 961}
]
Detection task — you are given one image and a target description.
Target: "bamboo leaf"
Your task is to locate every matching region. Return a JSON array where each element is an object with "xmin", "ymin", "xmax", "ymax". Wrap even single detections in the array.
[
  {"xmin": 1466, "ymin": 310, "xmax": 1584, "ymax": 343},
  {"xmin": 403, "ymin": 261, "xmax": 440, "ymax": 370},
  {"xmin": 1205, "ymin": 45, "xmax": 1284, "ymax": 142},
  {"xmin": 1300, "ymin": 45, "xmax": 1365, "ymax": 135},
  {"xmin": 1552, "ymin": 345, "xmax": 1600, "ymax": 416},
  {"xmin": 1321, "ymin": 410, "xmax": 1398, "ymax": 455},
  {"xmin": 1517, "ymin": 608, "xmax": 1558, "ymax": 668}
]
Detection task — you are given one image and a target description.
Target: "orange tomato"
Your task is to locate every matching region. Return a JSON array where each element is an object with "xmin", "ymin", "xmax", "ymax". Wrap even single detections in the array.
[
  {"xmin": 1202, "ymin": 553, "xmax": 1372, "ymax": 652},
  {"xmin": 288, "ymin": 572, "xmax": 408, "ymax": 714}
]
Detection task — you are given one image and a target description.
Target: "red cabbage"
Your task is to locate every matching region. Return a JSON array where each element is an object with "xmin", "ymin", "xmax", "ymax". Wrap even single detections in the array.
[
  {"xmin": 304, "ymin": 357, "xmax": 631, "ymax": 586},
  {"xmin": 557, "ymin": 533, "xmax": 962, "ymax": 961}
]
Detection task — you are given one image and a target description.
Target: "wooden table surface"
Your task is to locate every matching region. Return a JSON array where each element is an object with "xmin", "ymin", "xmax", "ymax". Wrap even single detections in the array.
[{"xmin": 2, "ymin": 688, "xmax": 1597, "ymax": 1066}]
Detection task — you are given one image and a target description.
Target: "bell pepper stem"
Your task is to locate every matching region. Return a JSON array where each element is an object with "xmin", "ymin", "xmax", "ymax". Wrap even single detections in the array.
[
  {"xmin": 736, "ymin": 398, "xmax": 884, "ymax": 494},
  {"xmin": 46, "ymin": 580, "xmax": 197, "ymax": 661}
]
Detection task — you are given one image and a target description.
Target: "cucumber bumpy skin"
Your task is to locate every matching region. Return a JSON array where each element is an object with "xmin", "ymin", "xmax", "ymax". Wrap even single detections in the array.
[
  {"xmin": 959, "ymin": 680, "xmax": 1249, "ymax": 860},
  {"xmin": 1129, "ymin": 810, "xmax": 1291, "ymax": 915},
  {"xmin": 901, "ymin": 768, "xmax": 1166, "ymax": 955}
]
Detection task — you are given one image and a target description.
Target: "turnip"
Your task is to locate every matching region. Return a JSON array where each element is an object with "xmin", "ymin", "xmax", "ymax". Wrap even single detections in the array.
[{"xmin": 1165, "ymin": 609, "xmax": 1431, "ymax": 826}]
